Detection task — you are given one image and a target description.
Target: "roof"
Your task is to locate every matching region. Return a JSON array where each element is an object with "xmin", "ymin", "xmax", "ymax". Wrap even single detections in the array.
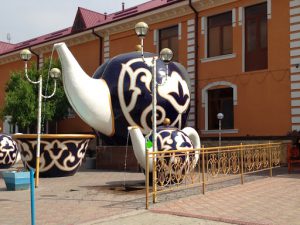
[
  {"xmin": 72, "ymin": 7, "xmax": 105, "ymax": 32},
  {"xmin": 0, "ymin": 41, "xmax": 15, "ymax": 54},
  {"xmin": 0, "ymin": 0, "xmax": 184, "ymax": 56}
]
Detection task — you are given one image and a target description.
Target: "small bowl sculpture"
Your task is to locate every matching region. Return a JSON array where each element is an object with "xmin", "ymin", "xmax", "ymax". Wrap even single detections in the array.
[
  {"xmin": 13, "ymin": 134, "xmax": 95, "ymax": 177},
  {"xmin": 0, "ymin": 134, "xmax": 18, "ymax": 169}
]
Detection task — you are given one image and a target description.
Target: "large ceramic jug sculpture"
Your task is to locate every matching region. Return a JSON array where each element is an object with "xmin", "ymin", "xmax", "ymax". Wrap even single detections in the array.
[
  {"xmin": 54, "ymin": 43, "xmax": 191, "ymax": 144},
  {"xmin": 128, "ymin": 120, "xmax": 200, "ymax": 184}
]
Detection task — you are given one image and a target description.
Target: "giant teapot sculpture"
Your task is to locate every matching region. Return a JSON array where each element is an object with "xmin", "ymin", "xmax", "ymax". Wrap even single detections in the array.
[
  {"xmin": 128, "ymin": 120, "xmax": 200, "ymax": 174},
  {"xmin": 54, "ymin": 43, "xmax": 191, "ymax": 144}
]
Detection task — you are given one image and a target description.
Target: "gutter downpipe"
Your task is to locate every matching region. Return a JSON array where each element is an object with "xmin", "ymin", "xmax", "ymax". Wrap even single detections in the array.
[
  {"xmin": 29, "ymin": 48, "xmax": 40, "ymax": 70},
  {"xmin": 188, "ymin": 0, "xmax": 199, "ymax": 133},
  {"xmin": 92, "ymin": 29, "xmax": 103, "ymax": 147},
  {"xmin": 92, "ymin": 29, "xmax": 103, "ymax": 65}
]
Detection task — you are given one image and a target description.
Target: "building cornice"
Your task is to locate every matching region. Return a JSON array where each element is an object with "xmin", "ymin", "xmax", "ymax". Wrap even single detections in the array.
[
  {"xmin": 0, "ymin": 31, "xmax": 97, "ymax": 65},
  {"xmin": 0, "ymin": 0, "xmax": 238, "ymax": 65},
  {"xmin": 95, "ymin": 1, "xmax": 193, "ymax": 35},
  {"xmin": 193, "ymin": 0, "xmax": 237, "ymax": 12}
]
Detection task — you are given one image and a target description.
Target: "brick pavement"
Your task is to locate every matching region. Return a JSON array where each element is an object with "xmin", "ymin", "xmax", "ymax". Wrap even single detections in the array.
[
  {"xmin": 0, "ymin": 166, "xmax": 299, "ymax": 225},
  {"xmin": 151, "ymin": 171, "xmax": 300, "ymax": 225},
  {"xmin": 0, "ymin": 168, "xmax": 146, "ymax": 225},
  {"xmin": 86, "ymin": 211, "xmax": 229, "ymax": 225}
]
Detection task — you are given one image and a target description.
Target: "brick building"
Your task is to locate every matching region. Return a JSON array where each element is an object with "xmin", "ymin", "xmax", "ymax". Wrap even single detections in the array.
[{"xmin": 0, "ymin": 0, "xmax": 295, "ymax": 141}]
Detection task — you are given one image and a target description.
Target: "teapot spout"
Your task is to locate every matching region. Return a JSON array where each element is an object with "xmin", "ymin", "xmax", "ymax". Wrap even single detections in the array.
[
  {"xmin": 54, "ymin": 42, "xmax": 114, "ymax": 136},
  {"xmin": 128, "ymin": 126, "xmax": 149, "ymax": 170}
]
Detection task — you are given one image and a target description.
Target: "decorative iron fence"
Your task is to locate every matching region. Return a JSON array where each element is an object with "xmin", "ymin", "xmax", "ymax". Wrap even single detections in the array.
[{"xmin": 145, "ymin": 142, "xmax": 283, "ymax": 209}]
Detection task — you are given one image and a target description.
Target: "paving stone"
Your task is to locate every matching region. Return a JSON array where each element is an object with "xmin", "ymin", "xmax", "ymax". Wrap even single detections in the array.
[
  {"xmin": 152, "ymin": 168, "xmax": 300, "ymax": 225},
  {"xmin": 0, "ymin": 167, "xmax": 299, "ymax": 225}
]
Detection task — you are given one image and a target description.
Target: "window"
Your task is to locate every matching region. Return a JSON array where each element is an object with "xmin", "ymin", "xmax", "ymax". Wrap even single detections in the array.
[
  {"xmin": 67, "ymin": 107, "xmax": 76, "ymax": 119},
  {"xmin": 245, "ymin": 2, "xmax": 268, "ymax": 71},
  {"xmin": 208, "ymin": 88, "xmax": 234, "ymax": 130},
  {"xmin": 207, "ymin": 12, "xmax": 232, "ymax": 57},
  {"xmin": 159, "ymin": 26, "xmax": 178, "ymax": 61}
]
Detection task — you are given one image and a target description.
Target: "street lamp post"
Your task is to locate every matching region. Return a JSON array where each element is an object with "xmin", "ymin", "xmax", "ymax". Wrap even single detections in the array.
[
  {"xmin": 20, "ymin": 49, "xmax": 61, "ymax": 187},
  {"xmin": 134, "ymin": 22, "xmax": 173, "ymax": 153},
  {"xmin": 217, "ymin": 113, "xmax": 224, "ymax": 146},
  {"xmin": 135, "ymin": 22, "xmax": 173, "ymax": 207}
]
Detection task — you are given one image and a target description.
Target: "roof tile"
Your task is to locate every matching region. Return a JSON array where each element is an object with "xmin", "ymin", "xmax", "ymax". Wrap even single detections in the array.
[
  {"xmin": 0, "ymin": 0, "xmax": 184, "ymax": 56},
  {"xmin": 0, "ymin": 41, "xmax": 15, "ymax": 54}
]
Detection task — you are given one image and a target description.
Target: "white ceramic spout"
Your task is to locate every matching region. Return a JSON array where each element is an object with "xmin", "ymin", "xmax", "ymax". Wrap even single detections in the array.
[
  {"xmin": 182, "ymin": 126, "xmax": 201, "ymax": 163},
  {"xmin": 54, "ymin": 42, "xmax": 114, "ymax": 136},
  {"xmin": 128, "ymin": 126, "xmax": 152, "ymax": 171},
  {"xmin": 182, "ymin": 127, "xmax": 201, "ymax": 149}
]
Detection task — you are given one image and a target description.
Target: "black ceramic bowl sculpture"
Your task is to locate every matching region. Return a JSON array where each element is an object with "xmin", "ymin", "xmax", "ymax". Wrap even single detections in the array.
[{"xmin": 13, "ymin": 134, "xmax": 95, "ymax": 177}]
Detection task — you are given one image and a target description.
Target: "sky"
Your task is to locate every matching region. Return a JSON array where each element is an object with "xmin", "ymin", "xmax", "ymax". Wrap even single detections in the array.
[{"xmin": 0, "ymin": 0, "xmax": 149, "ymax": 44}]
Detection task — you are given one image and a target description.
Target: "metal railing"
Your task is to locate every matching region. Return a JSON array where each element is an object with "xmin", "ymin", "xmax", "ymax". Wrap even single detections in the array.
[{"xmin": 145, "ymin": 142, "xmax": 283, "ymax": 209}]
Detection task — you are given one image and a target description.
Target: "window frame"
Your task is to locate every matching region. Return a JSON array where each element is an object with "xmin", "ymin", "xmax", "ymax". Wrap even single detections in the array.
[
  {"xmin": 158, "ymin": 25, "xmax": 179, "ymax": 62},
  {"xmin": 201, "ymin": 81, "xmax": 238, "ymax": 134},
  {"xmin": 244, "ymin": 2, "xmax": 268, "ymax": 72},
  {"xmin": 207, "ymin": 11, "xmax": 233, "ymax": 58}
]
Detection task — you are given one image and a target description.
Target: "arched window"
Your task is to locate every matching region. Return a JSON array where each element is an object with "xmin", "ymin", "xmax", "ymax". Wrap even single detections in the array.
[{"xmin": 202, "ymin": 81, "xmax": 238, "ymax": 133}]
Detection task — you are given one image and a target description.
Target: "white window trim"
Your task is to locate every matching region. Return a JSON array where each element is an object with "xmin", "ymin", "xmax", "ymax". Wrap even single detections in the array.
[
  {"xmin": 202, "ymin": 81, "xmax": 238, "ymax": 131},
  {"xmin": 232, "ymin": 8, "xmax": 237, "ymax": 27},
  {"xmin": 238, "ymin": 7, "xmax": 243, "ymax": 26},
  {"xmin": 178, "ymin": 23, "xmax": 182, "ymax": 40},
  {"xmin": 153, "ymin": 29, "xmax": 159, "ymax": 53},
  {"xmin": 201, "ymin": 53, "xmax": 236, "ymax": 63},
  {"xmin": 202, "ymin": 16, "xmax": 207, "ymax": 58},
  {"xmin": 267, "ymin": 0, "xmax": 272, "ymax": 19},
  {"xmin": 201, "ymin": 129, "xmax": 239, "ymax": 134}
]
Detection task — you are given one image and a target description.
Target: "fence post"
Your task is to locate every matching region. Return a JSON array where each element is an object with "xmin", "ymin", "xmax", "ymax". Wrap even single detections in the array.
[
  {"xmin": 152, "ymin": 151, "xmax": 157, "ymax": 203},
  {"xmin": 202, "ymin": 145, "xmax": 206, "ymax": 194},
  {"xmin": 198, "ymin": 147, "xmax": 201, "ymax": 194},
  {"xmin": 269, "ymin": 141, "xmax": 273, "ymax": 177},
  {"xmin": 145, "ymin": 147, "xmax": 149, "ymax": 209},
  {"xmin": 240, "ymin": 143, "xmax": 244, "ymax": 185}
]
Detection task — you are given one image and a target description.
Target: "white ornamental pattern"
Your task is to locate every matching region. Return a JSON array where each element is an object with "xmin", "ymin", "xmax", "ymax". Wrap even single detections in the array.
[
  {"xmin": 118, "ymin": 58, "xmax": 190, "ymax": 134},
  {"xmin": 0, "ymin": 135, "xmax": 18, "ymax": 168},
  {"xmin": 17, "ymin": 139, "xmax": 90, "ymax": 173},
  {"xmin": 146, "ymin": 128, "xmax": 199, "ymax": 184}
]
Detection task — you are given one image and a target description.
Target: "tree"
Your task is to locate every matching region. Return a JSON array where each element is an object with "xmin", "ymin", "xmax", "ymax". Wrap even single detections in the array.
[{"xmin": 1, "ymin": 58, "xmax": 70, "ymax": 133}]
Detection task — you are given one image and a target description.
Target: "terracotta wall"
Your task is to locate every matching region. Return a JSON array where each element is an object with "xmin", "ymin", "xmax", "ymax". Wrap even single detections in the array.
[
  {"xmin": 198, "ymin": 0, "xmax": 290, "ymax": 137},
  {"xmin": 0, "ymin": 58, "xmax": 39, "ymax": 131},
  {"xmin": 0, "ymin": 0, "xmax": 291, "ymax": 138},
  {"xmin": 0, "ymin": 60, "xmax": 25, "ymax": 106},
  {"xmin": 109, "ymin": 15, "xmax": 193, "ymax": 65}
]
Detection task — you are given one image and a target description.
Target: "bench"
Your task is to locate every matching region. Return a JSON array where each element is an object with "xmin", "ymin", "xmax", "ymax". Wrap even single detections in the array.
[{"xmin": 287, "ymin": 144, "xmax": 300, "ymax": 173}]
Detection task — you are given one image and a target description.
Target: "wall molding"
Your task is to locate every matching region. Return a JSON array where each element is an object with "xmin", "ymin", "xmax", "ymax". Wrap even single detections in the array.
[
  {"xmin": 290, "ymin": 0, "xmax": 300, "ymax": 131},
  {"xmin": 186, "ymin": 18, "xmax": 196, "ymax": 128}
]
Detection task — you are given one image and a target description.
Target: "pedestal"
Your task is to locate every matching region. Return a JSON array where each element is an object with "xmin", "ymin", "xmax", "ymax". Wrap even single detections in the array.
[{"xmin": 96, "ymin": 146, "xmax": 140, "ymax": 172}]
